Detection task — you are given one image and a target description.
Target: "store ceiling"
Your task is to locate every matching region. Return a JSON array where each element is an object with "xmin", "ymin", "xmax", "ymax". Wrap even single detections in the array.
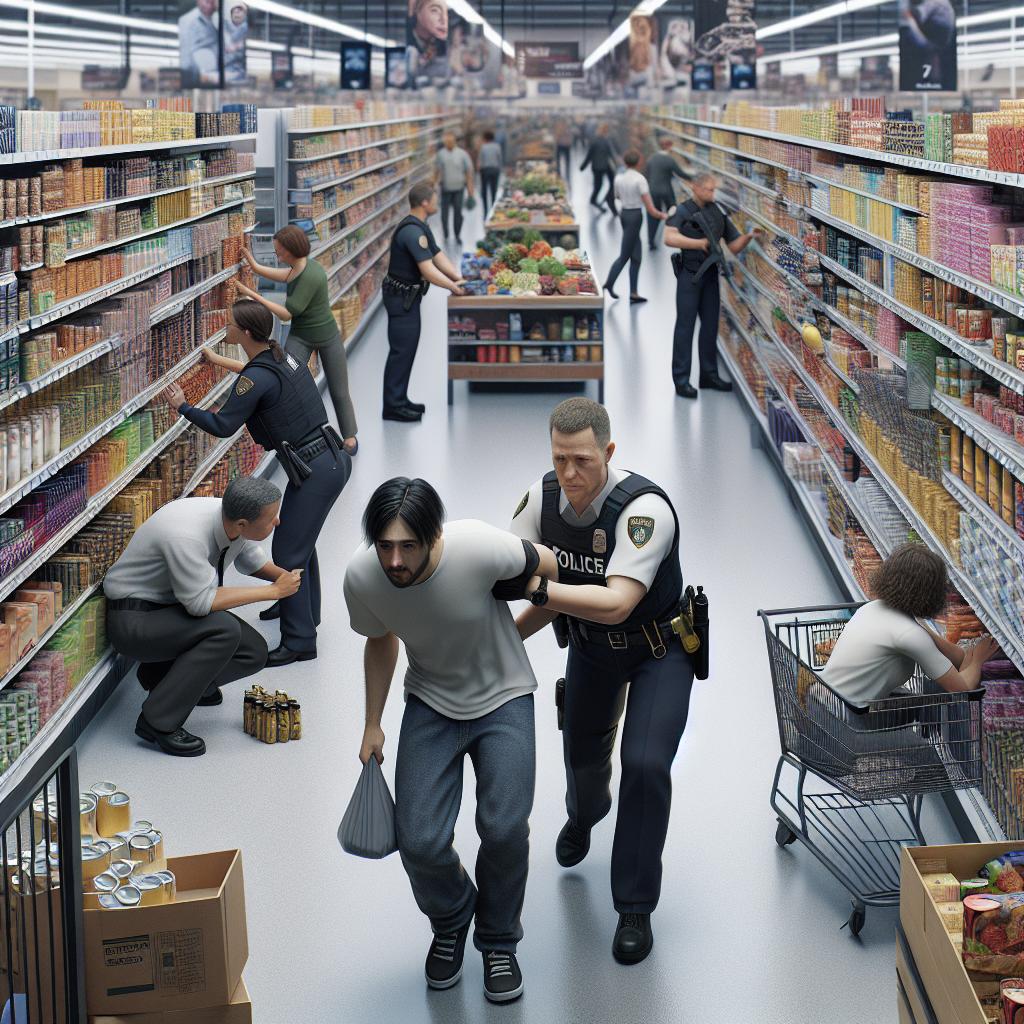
[{"xmin": 16, "ymin": 1, "xmax": 1022, "ymax": 60}]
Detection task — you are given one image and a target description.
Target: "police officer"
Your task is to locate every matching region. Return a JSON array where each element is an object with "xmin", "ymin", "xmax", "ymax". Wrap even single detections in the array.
[
  {"xmin": 510, "ymin": 397, "xmax": 694, "ymax": 966},
  {"xmin": 663, "ymin": 171, "xmax": 761, "ymax": 399},
  {"xmin": 162, "ymin": 298, "xmax": 351, "ymax": 667},
  {"xmin": 381, "ymin": 182, "xmax": 465, "ymax": 423}
]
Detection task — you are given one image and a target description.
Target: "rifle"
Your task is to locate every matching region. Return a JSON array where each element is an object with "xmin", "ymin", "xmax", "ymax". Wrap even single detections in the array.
[{"xmin": 689, "ymin": 202, "xmax": 733, "ymax": 283}]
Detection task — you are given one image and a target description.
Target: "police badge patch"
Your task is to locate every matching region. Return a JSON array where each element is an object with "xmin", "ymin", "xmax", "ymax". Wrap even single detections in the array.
[
  {"xmin": 513, "ymin": 492, "xmax": 529, "ymax": 518},
  {"xmin": 593, "ymin": 528, "xmax": 607, "ymax": 553},
  {"xmin": 628, "ymin": 516, "xmax": 654, "ymax": 549},
  {"xmin": 418, "ymin": 235, "xmax": 429, "ymax": 250},
  {"xmin": 235, "ymin": 376, "xmax": 255, "ymax": 396}
]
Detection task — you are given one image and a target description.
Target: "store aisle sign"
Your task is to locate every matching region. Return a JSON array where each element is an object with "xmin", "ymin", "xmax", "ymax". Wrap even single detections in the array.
[
  {"xmin": 692, "ymin": 63, "xmax": 715, "ymax": 91},
  {"xmin": 899, "ymin": 0, "xmax": 958, "ymax": 92},
  {"xmin": 341, "ymin": 41, "xmax": 371, "ymax": 90},
  {"xmin": 515, "ymin": 43, "xmax": 583, "ymax": 79}
]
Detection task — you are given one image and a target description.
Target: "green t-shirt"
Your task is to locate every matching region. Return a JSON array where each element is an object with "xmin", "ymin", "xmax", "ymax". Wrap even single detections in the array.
[{"xmin": 285, "ymin": 259, "xmax": 338, "ymax": 345}]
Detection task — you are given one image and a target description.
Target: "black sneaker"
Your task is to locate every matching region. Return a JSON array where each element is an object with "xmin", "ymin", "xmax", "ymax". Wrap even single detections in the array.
[
  {"xmin": 424, "ymin": 923, "xmax": 469, "ymax": 990},
  {"xmin": 555, "ymin": 820, "xmax": 591, "ymax": 867},
  {"xmin": 482, "ymin": 950, "xmax": 523, "ymax": 1003}
]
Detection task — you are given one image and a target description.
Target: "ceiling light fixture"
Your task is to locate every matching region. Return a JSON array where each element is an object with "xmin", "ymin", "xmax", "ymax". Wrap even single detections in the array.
[{"xmin": 756, "ymin": 0, "xmax": 889, "ymax": 41}]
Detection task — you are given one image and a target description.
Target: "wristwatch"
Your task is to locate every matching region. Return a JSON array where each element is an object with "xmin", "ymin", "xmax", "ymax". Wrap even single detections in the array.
[{"xmin": 530, "ymin": 577, "xmax": 549, "ymax": 607}]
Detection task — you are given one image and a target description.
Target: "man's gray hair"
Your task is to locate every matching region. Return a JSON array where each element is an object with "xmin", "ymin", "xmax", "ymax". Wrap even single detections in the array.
[
  {"xmin": 549, "ymin": 398, "xmax": 612, "ymax": 448},
  {"xmin": 693, "ymin": 171, "xmax": 719, "ymax": 187},
  {"xmin": 222, "ymin": 476, "xmax": 281, "ymax": 522}
]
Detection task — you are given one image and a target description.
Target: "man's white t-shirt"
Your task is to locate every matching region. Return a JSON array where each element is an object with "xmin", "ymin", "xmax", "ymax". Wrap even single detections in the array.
[
  {"xmin": 509, "ymin": 467, "xmax": 673, "ymax": 592},
  {"xmin": 343, "ymin": 519, "xmax": 538, "ymax": 720},
  {"xmin": 819, "ymin": 600, "xmax": 953, "ymax": 708}
]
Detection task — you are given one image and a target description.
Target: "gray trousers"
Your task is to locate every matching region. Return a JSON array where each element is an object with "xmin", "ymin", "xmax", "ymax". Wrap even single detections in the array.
[
  {"xmin": 106, "ymin": 605, "xmax": 267, "ymax": 732},
  {"xmin": 395, "ymin": 693, "xmax": 535, "ymax": 953},
  {"xmin": 285, "ymin": 330, "xmax": 358, "ymax": 439}
]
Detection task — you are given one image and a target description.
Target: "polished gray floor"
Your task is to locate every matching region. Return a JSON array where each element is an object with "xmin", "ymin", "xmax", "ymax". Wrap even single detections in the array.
[{"xmin": 77, "ymin": 160, "xmax": 956, "ymax": 1023}]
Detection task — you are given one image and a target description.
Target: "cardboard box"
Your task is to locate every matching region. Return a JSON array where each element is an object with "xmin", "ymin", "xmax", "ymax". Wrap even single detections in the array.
[
  {"xmin": 900, "ymin": 843, "xmax": 1024, "ymax": 1024},
  {"xmin": 88, "ymin": 977, "xmax": 251, "ymax": 1024},
  {"xmin": 84, "ymin": 850, "xmax": 247, "ymax": 1016}
]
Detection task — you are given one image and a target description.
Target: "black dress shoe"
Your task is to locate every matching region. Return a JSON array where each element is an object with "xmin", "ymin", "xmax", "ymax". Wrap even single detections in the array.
[
  {"xmin": 675, "ymin": 383, "xmax": 698, "ymax": 399},
  {"xmin": 613, "ymin": 913, "xmax": 653, "ymax": 965},
  {"xmin": 629, "ymin": 294, "xmax": 648, "ymax": 304},
  {"xmin": 259, "ymin": 601, "xmax": 281, "ymax": 621},
  {"xmin": 265, "ymin": 644, "xmax": 317, "ymax": 668},
  {"xmin": 699, "ymin": 374, "xmax": 733, "ymax": 392},
  {"xmin": 135, "ymin": 714, "xmax": 206, "ymax": 757},
  {"xmin": 196, "ymin": 686, "xmax": 223, "ymax": 707},
  {"xmin": 383, "ymin": 406, "xmax": 422, "ymax": 422},
  {"xmin": 555, "ymin": 820, "xmax": 591, "ymax": 867},
  {"xmin": 404, "ymin": 400, "xmax": 426, "ymax": 414}
]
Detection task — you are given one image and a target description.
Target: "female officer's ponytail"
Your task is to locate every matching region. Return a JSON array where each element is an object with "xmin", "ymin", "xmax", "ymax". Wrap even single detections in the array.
[{"xmin": 232, "ymin": 298, "xmax": 285, "ymax": 362}]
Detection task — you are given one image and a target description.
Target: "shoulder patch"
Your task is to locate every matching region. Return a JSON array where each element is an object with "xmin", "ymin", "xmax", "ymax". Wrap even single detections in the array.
[
  {"xmin": 513, "ymin": 492, "xmax": 529, "ymax": 519},
  {"xmin": 285, "ymin": 353, "xmax": 299, "ymax": 370},
  {"xmin": 418, "ymin": 234, "xmax": 429, "ymax": 249},
  {"xmin": 235, "ymin": 375, "xmax": 255, "ymax": 396},
  {"xmin": 627, "ymin": 515, "xmax": 655, "ymax": 549}
]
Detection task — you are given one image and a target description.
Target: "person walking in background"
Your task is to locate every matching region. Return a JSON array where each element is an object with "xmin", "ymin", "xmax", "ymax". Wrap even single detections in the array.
[
  {"xmin": 644, "ymin": 135, "xmax": 686, "ymax": 249},
  {"xmin": 555, "ymin": 119, "xmax": 573, "ymax": 180},
  {"xmin": 602, "ymin": 150, "xmax": 667, "ymax": 305},
  {"xmin": 478, "ymin": 130, "xmax": 503, "ymax": 214},
  {"xmin": 581, "ymin": 124, "xmax": 619, "ymax": 215},
  {"xmin": 436, "ymin": 132, "xmax": 475, "ymax": 245},
  {"xmin": 238, "ymin": 226, "xmax": 359, "ymax": 455}
]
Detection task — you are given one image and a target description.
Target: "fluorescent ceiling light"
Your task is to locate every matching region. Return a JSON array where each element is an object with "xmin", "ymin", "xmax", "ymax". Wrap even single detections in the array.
[
  {"xmin": 757, "ymin": 0, "xmax": 889, "ymax": 40},
  {"xmin": 0, "ymin": 0, "xmax": 176, "ymax": 33},
  {"xmin": 448, "ymin": 0, "xmax": 483, "ymax": 26},
  {"xmin": 958, "ymin": 6, "xmax": 1024, "ymax": 29},
  {"xmin": 758, "ymin": 32, "xmax": 896, "ymax": 65},
  {"xmin": 243, "ymin": 0, "xmax": 394, "ymax": 47},
  {"xmin": 584, "ymin": 0, "xmax": 669, "ymax": 70},
  {"xmin": 449, "ymin": 0, "xmax": 515, "ymax": 57}
]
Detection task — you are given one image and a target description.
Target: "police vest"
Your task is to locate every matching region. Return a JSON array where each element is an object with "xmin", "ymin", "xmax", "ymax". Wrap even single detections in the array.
[
  {"xmin": 539, "ymin": 471, "xmax": 683, "ymax": 628},
  {"xmin": 241, "ymin": 348, "xmax": 327, "ymax": 451},
  {"xmin": 387, "ymin": 214, "xmax": 431, "ymax": 284}
]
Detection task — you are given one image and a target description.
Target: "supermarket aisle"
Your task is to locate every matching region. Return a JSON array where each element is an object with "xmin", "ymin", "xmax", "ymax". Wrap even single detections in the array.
[{"xmin": 79, "ymin": 157, "xmax": 956, "ymax": 1024}]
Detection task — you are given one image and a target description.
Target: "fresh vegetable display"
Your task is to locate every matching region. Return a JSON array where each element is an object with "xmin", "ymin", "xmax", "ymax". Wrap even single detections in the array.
[
  {"xmin": 487, "ymin": 161, "xmax": 576, "ymax": 234},
  {"xmin": 459, "ymin": 238, "xmax": 596, "ymax": 297}
]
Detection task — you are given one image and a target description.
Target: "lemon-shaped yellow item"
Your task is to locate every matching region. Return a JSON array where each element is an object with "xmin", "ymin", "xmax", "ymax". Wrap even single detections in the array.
[{"xmin": 801, "ymin": 322, "xmax": 824, "ymax": 354}]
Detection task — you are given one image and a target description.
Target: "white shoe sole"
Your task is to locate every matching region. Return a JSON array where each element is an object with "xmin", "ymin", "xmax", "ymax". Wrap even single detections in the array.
[
  {"xmin": 425, "ymin": 965, "xmax": 463, "ymax": 990},
  {"xmin": 484, "ymin": 981, "xmax": 524, "ymax": 1003}
]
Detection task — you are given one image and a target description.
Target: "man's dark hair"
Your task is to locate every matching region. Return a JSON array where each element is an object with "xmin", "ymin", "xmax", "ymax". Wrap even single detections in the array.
[
  {"xmin": 871, "ymin": 543, "xmax": 948, "ymax": 619},
  {"xmin": 363, "ymin": 478, "xmax": 445, "ymax": 546},
  {"xmin": 409, "ymin": 181, "xmax": 436, "ymax": 208},
  {"xmin": 222, "ymin": 476, "xmax": 281, "ymax": 523},
  {"xmin": 483, "ymin": 129, "xmax": 495, "ymax": 142},
  {"xmin": 623, "ymin": 149, "xmax": 641, "ymax": 168}
]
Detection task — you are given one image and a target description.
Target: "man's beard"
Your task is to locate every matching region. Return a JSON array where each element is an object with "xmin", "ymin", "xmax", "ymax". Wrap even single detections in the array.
[{"xmin": 386, "ymin": 550, "xmax": 432, "ymax": 588}]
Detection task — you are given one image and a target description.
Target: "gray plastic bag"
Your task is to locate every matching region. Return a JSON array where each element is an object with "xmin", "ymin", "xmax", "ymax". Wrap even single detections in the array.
[{"xmin": 337, "ymin": 756, "xmax": 398, "ymax": 859}]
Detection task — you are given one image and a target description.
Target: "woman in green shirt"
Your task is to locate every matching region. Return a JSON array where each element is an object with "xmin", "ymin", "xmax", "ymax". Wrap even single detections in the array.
[{"xmin": 238, "ymin": 225, "xmax": 359, "ymax": 455}]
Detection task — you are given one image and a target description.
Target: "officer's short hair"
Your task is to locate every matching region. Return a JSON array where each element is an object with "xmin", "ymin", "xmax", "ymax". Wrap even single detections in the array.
[
  {"xmin": 363, "ymin": 478, "xmax": 446, "ymax": 547},
  {"xmin": 409, "ymin": 181, "xmax": 436, "ymax": 208},
  {"xmin": 693, "ymin": 171, "xmax": 719, "ymax": 188},
  {"xmin": 222, "ymin": 476, "xmax": 282, "ymax": 523},
  {"xmin": 549, "ymin": 398, "xmax": 612, "ymax": 449}
]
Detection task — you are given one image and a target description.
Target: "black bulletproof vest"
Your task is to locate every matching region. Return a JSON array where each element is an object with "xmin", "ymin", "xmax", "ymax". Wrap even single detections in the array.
[
  {"xmin": 387, "ymin": 214, "xmax": 430, "ymax": 284},
  {"xmin": 539, "ymin": 470, "xmax": 683, "ymax": 628},
  {"xmin": 242, "ymin": 348, "xmax": 327, "ymax": 451}
]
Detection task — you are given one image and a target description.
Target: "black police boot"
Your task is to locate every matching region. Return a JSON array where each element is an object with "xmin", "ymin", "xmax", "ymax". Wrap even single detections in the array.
[
  {"xmin": 675, "ymin": 382, "xmax": 698, "ymax": 399},
  {"xmin": 196, "ymin": 685, "xmax": 223, "ymax": 707},
  {"xmin": 265, "ymin": 644, "xmax": 317, "ymax": 668},
  {"xmin": 482, "ymin": 950, "xmax": 524, "ymax": 1003},
  {"xmin": 424, "ymin": 922, "xmax": 469, "ymax": 990},
  {"xmin": 259, "ymin": 600, "xmax": 281, "ymax": 621},
  {"xmin": 612, "ymin": 912, "xmax": 654, "ymax": 965},
  {"xmin": 404, "ymin": 400, "xmax": 426, "ymax": 414},
  {"xmin": 134, "ymin": 714, "xmax": 206, "ymax": 757},
  {"xmin": 383, "ymin": 406, "xmax": 422, "ymax": 422},
  {"xmin": 699, "ymin": 373, "xmax": 733, "ymax": 392},
  {"xmin": 555, "ymin": 820, "xmax": 591, "ymax": 867}
]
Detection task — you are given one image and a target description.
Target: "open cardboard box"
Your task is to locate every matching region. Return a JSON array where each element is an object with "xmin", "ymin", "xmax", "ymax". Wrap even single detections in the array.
[
  {"xmin": 88, "ymin": 976, "xmax": 251, "ymax": 1024},
  {"xmin": 900, "ymin": 843, "xmax": 1024, "ymax": 1024},
  {"xmin": 84, "ymin": 850, "xmax": 247, "ymax": 1016}
]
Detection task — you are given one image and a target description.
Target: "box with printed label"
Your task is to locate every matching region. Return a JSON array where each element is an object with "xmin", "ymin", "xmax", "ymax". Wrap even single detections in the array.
[
  {"xmin": 87, "ymin": 976, "xmax": 251, "ymax": 1024},
  {"xmin": 83, "ymin": 850, "xmax": 247, "ymax": 1016}
]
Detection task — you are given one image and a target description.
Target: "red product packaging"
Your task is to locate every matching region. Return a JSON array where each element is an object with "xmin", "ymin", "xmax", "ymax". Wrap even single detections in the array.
[{"xmin": 963, "ymin": 892, "xmax": 1024, "ymax": 976}]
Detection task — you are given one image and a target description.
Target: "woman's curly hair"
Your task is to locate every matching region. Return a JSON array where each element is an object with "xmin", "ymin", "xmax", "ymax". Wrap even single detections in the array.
[{"xmin": 871, "ymin": 542, "xmax": 948, "ymax": 619}]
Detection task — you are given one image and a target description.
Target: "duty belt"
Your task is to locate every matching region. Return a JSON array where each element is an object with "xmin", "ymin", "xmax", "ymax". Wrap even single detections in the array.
[{"xmin": 569, "ymin": 618, "xmax": 676, "ymax": 659}]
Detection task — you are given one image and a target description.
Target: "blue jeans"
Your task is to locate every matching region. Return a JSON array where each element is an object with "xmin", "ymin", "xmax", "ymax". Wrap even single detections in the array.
[{"xmin": 394, "ymin": 693, "xmax": 535, "ymax": 953}]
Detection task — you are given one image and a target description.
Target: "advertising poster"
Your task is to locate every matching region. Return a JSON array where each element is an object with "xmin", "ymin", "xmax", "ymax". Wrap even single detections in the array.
[
  {"xmin": 385, "ymin": 46, "xmax": 411, "ymax": 89},
  {"xmin": 407, "ymin": 0, "xmax": 451, "ymax": 87},
  {"xmin": 693, "ymin": 0, "xmax": 757, "ymax": 90},
  {"xmin": 223, "ymin": 2, "xmax": 248, "ymax": 84},
  {"xmin": 627, "ymin": 14, "xmax": 660, "ymax": 90},
  {"xmin": 341, "ymin": 41, "xmax": 371, "ymax": 89},
  {"xmin": 272, "ymin": 48, "xmax": 293, "ymax": 89},
  {"xmin": 692, "ymin": 63, "xmax": 715, "ymax": 91},
  {"xmin": 178, "ymin": 0, "xmax": 222, "ymax": 88},
  {"xmin": 899, "ymin": 0, "xmax": 957, "ymax": 91},
  {"xmin": 515, "ymin": 42, "xmax": 582, "ymax": 79},
  {"xmin": 451, "ymin": 24, "xmax": 503, "ymax": 91},
  {"xmin": 657, "ymin": 16, "xmax": 694, "ymax": 90}
]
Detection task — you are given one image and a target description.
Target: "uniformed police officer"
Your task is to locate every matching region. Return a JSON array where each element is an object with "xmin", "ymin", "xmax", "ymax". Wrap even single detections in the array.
[
  {"xmin": 382, "ymin": 182, "xmax": 465, "ymax": 423},
  {"xmin": 510, "ymin": 397, "xmax": 694, "ymax": 966},
  {"xmin": 664, "ymin": 171, "xmax": 761, "ymax": 399},
  {"xmin": 162, "ymin": 298, "xmax": 351, "ymax": 666}
]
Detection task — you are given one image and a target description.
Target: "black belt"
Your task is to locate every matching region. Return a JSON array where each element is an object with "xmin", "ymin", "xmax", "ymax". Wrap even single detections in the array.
[
  {"xmin": 294, "ymin": 436, "xmax": 329, "ymax": 462},
  {"xmin": 107, "ymin": 598, "xmax": 179, "ymax": 613},
  {"xmin": 570, "ymin": 618, "xmax": 676, "ymax": 657}
]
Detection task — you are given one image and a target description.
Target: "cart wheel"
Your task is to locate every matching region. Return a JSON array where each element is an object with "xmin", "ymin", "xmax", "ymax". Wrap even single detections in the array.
[
  {"xmin": 846, "ymin": 905, "xmax": 866, "ymax": 937},
  {"xmin": 774, "ymin": 821, "xmax": 797, "ymax": 847}
]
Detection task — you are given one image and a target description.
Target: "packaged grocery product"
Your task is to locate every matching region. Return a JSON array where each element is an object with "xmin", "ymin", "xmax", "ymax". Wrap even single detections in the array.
[
  {"xmin": 983, "ymin": 854, "xmax": 1024, "ymax": 893},
  {"xmin": 922, "ymin": 872, "xmax": 962, "ymax": 902},
  {"xmin": 963, "ymin": 892, "xmax": 1024, "ymax": 975}
]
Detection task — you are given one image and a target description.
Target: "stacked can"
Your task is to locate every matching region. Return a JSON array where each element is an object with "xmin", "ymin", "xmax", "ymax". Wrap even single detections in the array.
[{"xmin": 243, "ymin": 684, "xmax": 302, "ymax": 744}]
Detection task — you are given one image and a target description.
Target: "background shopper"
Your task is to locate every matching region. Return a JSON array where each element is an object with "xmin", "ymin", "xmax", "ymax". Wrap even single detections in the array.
[
  {"xmin": 603, "ymin": 150, "xmax": 667, "ymax": 304},
  {"xmin": 436, "ymin": 132, "xmax": 475, "ymax": 244},
  {"xmin": 555, "ymin": 119, "xmax": 573, "ymax": 179},
  {"xmin": 478, "ymin": 129, "xmax": 503, "ymax": 214},
  {"xmin": 580, "ymin": 124, "xmax": 620, "ymax": 214},
  {"xmin": 644, "ymin": 135, "xmax": 686, "ymax": 248},
  {"xmin": 103, "ymin": 477, "xmax": 300, "ymax": 757},
  {"xmin": 238, "ymin": 226, "xmax": 359, "ymax": 456}
]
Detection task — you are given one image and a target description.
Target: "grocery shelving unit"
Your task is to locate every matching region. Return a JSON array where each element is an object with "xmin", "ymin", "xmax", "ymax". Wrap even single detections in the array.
[{"xmin": 649, "ymin": 107, "xmax": 1018, "ymax": 843}]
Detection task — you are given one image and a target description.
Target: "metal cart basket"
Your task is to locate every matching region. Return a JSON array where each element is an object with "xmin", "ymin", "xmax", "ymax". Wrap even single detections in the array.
[{"xmin": 759, "ymin": 603, "xmax": 983, "ymax": 936}]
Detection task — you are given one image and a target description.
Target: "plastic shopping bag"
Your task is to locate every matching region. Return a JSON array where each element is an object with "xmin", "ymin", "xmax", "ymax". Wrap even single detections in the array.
[{"xmin": 337, "ymin": 756, "xmax": 398, "ymax": 859}]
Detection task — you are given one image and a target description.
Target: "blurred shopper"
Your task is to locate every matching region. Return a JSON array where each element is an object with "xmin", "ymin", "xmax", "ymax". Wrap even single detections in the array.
[
  {"xmin": 478, "ymin": 130, "xmax": 503, "ymax": 214},
  {"xmin": 581, "ymin": 124, "xmax": 620, "ymax": 214},
  {"xmin": 164, "ymin": 299, "xmax": 351, "ymax": 666},
  {"xmin": 436, "ymin": 132, "xmax": 475, "ymax": 244},
  {"xmin": 238, "ymin": 226, "xmax": 358, "ymax": 456},
  {"xmin": 602, "ymin": 150, "xmax": 667, "ymax": 305},
  {"xmin": 555, "ymin": 119, "xmax": 573, "ymax": 179},
  {"xmin": 104, "ymin": 477, "xmax": 297, "ymax": 757},
  {"xmin": 382, "ymin": 183, "xmax": 465, "ymax": 422},
  {"xmin": 644, "ymin": 135, "xmax": 686, "ymax": 249}
]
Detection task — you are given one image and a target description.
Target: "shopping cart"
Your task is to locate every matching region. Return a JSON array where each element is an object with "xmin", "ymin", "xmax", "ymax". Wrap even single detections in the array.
[{"xmin": 759, "ymin": 603, "xmax": 984, "ymax": 937}]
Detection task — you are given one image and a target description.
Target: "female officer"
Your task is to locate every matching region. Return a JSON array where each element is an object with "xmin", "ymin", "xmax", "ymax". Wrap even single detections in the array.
[{"xmin": 162, "ymin": 298, "xmax": 351, "ymax": 667}]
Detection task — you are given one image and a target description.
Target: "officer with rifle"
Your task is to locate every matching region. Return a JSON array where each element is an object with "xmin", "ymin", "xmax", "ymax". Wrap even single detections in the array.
[{"xmin": 663, "ymin": 171, "xmax": 761, "ymax": 399}]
